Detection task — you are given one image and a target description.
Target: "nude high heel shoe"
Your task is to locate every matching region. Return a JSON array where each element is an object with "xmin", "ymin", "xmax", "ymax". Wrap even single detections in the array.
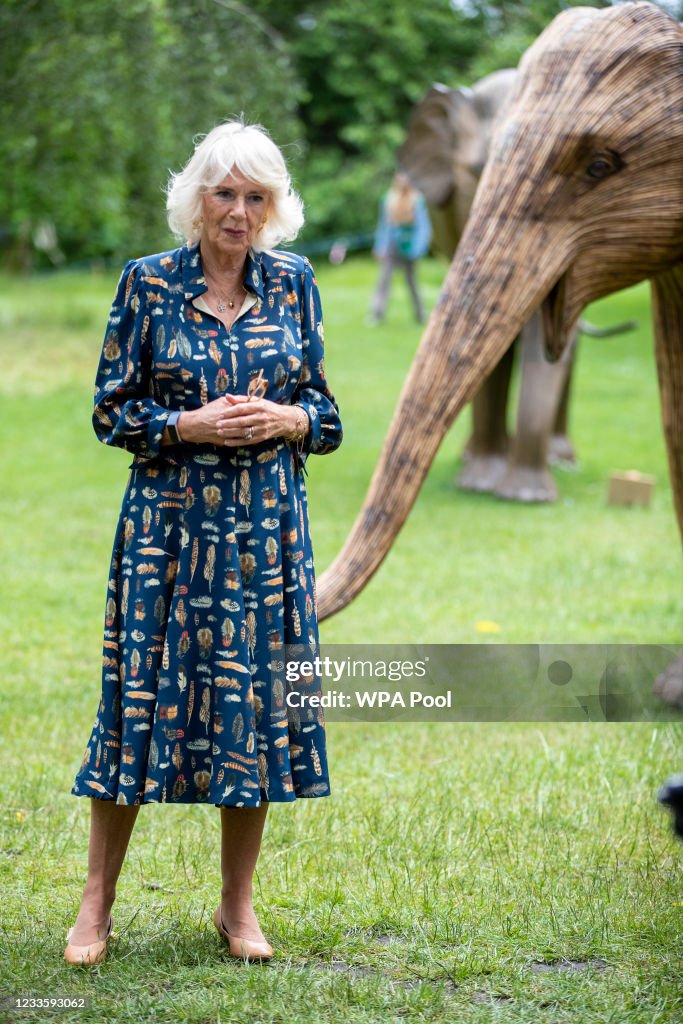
[
  {"xmin": 213, "ymin": 906, "xmax": 273, "ymax": 962},
  {"xmin": 64, "ymin": 915, "xmax": 114, "ymax": 966}
]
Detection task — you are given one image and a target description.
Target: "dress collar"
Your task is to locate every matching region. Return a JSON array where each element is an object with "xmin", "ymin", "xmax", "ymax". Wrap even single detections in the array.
[{"xmin": 180, "ymin": 240, "xmax": 265, "ymax": 302}]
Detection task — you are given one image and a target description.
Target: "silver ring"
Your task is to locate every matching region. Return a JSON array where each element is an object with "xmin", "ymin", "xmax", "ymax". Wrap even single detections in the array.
[{"xmin": 246, "ymin": 426, "xmax": 254, "ymax": 440}]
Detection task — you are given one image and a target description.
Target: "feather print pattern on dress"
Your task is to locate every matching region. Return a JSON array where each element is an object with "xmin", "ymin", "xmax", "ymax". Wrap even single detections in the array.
[{"xmin": 71, "ymin": 243, "xmax": 342, "ymax": 806}]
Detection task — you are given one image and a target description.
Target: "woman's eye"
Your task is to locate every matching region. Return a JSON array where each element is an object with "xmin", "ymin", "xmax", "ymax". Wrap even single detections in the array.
[{"xmin": 212, "ymin": 190, "xmax": 264, "ymax": 203}]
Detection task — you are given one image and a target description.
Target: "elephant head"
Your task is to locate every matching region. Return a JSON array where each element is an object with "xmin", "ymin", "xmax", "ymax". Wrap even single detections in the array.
[
  {"xmin": 318, "ymin": 1, "xmax": 683, "ymax": 620},
  {"xmin": 397, "ymin": 69, "xmax": 517, "ymax": 254}
]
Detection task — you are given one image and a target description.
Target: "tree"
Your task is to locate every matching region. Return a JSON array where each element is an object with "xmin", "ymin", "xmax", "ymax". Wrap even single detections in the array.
[
  {"xmin": 0, "ymin": 0, "xmax": 302, "ymax": 266},
  {"xmin": 464, "ymin": 0, "xmax": 612, "ymax": 81},
  {"xmin": 4, "ymin": 0, "xmax": 663, "ymax": 265},
  {"xmin": 251, "ymin": 0, "xmax": 487, "ymax": 242}
]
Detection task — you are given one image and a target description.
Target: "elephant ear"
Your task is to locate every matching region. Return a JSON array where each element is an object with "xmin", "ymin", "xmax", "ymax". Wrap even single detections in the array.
[
  {"xmin": 398, "ymin": 84, "xmax": 477, "ymax": 207},
  {"xmin": 469, "ymin": 68, "xmax": 518, "ymax": 171}
]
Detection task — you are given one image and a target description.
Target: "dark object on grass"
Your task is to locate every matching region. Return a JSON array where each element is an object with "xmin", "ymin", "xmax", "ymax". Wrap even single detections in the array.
[{"xmin": 658, "ymin": 774, "xmax": 683, "ymax": 838}]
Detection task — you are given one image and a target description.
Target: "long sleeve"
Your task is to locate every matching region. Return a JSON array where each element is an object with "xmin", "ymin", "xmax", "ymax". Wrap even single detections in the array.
[
  {"xmin": 92, "ymin": 259, "xmax": 172, "ymax": 461},
  {"xmin": 411, "ymin": 194, "xmax": 432, "ymax": 259},
  {"xmin": 291, "ymin": 258, "xmax": 343, "ymax": 461}
]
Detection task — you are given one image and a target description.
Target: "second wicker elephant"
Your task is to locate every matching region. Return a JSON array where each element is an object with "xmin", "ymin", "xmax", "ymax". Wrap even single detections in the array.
[{"xmin": 399, "ymin": 70, "xmax": 578, "ymax": 503}]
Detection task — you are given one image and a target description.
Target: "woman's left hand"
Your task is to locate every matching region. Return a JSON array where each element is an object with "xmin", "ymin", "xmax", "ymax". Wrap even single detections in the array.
[{"xmin": 216, "ymin": 394, "xmax": 301, "ymax": 446}]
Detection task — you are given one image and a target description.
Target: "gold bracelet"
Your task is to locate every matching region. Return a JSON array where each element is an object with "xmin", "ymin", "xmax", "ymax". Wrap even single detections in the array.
[
  {"xmin": 284, "ymin": 405, "xmax": 309, "ymax": 442},
  {"xmin": 285, "ymin": 405, "xmax": 309, "ymax": 452}
]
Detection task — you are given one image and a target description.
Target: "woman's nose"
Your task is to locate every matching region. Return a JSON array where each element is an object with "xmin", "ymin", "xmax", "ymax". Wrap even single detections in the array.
[{"xmin": 230, "ymin": 196, "xmax": 246, "ymax": 219}]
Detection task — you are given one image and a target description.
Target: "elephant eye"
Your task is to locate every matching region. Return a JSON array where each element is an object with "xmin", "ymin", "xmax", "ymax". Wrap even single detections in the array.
[{"xmin": 586, "ymin": 151, "xmax": 623, "ymax": 180}]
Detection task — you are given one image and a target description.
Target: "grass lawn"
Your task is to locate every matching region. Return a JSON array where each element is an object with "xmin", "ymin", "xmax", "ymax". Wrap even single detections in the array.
[{"xmin": 1, "ymin": 255, "xmax": 682, "ymax": 1023}]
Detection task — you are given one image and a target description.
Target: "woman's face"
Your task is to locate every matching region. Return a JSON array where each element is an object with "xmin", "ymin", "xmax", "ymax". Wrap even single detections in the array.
[{"xmin": 200, "ymin": 168, "xmax": 271, "ymax": 263}]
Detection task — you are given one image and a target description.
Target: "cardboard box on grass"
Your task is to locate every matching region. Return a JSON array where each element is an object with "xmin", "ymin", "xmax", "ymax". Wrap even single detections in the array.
[{"xmin": 607, "ymin": 470, "xmax": 655, "ymax": 508}]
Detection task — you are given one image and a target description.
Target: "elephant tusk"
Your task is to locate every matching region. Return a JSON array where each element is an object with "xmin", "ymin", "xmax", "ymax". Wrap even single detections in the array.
[{"xmin": 578, "ymin": 319, "xmax": 639, "ymax": 338}]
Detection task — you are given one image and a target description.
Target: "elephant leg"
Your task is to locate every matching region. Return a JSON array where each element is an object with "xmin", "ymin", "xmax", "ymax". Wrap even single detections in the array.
[
  {"xmin": 494, "ymin": 313, "xmax": 576, "ymax": 503},
  {"xmin": 457, "ymin": 340, "xmax": 514, "ymax": 493},
  {"xmin": 549, "ymin": 339, "xmax": 578, "ymax": 465},
  {"xmin": 650, "ymin": 265, "xmax": 683, "ymax": 707}
]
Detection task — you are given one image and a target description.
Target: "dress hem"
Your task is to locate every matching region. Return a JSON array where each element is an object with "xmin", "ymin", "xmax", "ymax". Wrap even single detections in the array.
[{"xmin": 70, "ymin": 787, "xmax": 330, "ymax": 807}]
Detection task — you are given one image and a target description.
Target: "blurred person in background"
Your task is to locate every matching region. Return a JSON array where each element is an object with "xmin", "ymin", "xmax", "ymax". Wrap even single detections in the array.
[{"xmin": 370, "ymin": 171, "xmax": 432, "ymax": 325}]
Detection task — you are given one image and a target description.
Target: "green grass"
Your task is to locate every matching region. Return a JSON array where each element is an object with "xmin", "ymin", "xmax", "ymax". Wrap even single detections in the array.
[{"xmin": 1, "ymin": 257, "xmax": 682, "ymax": 1023}]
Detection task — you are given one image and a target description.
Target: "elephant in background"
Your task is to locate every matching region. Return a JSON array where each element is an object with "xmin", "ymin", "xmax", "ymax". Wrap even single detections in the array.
[
  {"xmin": 319, "ymin": 2, "xmax": 683, "ymax": 700},
  {"xmin": 398, "ymin": 70, "xmax": 578, "ymax": 503}
]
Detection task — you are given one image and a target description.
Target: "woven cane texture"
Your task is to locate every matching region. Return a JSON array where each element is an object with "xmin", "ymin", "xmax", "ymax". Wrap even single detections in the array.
[{"xmin": 318, "ymin": 2, "xmax": 683, "ymax": 620}]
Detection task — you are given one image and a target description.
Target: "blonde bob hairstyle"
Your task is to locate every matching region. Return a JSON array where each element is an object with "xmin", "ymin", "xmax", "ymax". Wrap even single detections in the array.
[{"xmin": 166, "ymin": 120, "xmax": 304, "ymax": 252}]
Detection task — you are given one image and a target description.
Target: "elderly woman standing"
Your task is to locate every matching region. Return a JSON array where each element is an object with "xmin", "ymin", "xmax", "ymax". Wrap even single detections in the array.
[{"xmin": 65, "ymin": 121, "xmax": 342, "ymax": 965}]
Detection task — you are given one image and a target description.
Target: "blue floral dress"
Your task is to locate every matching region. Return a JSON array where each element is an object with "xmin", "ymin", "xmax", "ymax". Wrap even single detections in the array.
[{"xmin": 71, "ymin": 241, "xmax": 342, "ymax": 806}]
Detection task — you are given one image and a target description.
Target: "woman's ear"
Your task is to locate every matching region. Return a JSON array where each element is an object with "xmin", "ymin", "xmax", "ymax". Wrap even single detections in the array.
[{"xmin": 261, "ymin": 193, "xmax": 274, "ymax": 229}]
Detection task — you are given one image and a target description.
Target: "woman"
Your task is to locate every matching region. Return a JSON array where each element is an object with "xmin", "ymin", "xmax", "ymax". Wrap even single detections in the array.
[
  {"xmin": 65, "ymin": 120, "xmax": 343, "ymax": 966},
  {"xmin": 370, "ymin": 171, "xmax": 432, "ymax": 325}
]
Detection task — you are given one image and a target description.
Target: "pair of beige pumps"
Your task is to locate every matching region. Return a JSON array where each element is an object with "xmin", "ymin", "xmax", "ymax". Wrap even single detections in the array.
[{"xmin": 63, "ymin": 909, "xmax": 273, "ymax": 966}]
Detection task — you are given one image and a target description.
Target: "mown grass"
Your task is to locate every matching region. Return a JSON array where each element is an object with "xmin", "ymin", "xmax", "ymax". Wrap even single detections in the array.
[{"xmin": 1, "ymin": 257, "xmax": 682, "ymax": 1023}]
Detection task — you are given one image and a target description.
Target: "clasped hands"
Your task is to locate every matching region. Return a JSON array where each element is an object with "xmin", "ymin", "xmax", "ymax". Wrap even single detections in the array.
[{"xmin": 177, "ymin": 394, "xmax": 306, "ymax": 447}]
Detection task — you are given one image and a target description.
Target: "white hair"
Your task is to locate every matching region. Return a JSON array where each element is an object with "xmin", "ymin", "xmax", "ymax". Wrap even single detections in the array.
[{"xmin": 166, "ymin": 120, "xmax": 304, "ymax": 251}]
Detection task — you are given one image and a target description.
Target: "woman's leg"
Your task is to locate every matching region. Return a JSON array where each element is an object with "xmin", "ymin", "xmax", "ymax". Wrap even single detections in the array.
[
  {"xmin": 219, "ymin": 803, "xmax": 269, "ymax": 941},
  {"xmin": 67, "ymin": 800, "xmax": 140, "ymax": 944},
  {"xmin": 370, "ymin": 255, "xmax": 394, "ymax": 323},
  {"xmin": 403, "ymin": 258, "xmax": 424, "ymax": 323}
]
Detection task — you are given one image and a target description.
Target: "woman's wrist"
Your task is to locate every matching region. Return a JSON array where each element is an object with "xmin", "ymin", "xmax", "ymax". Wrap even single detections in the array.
[
  {"xmin": 161, "ymin": 409, "xmax": 184, "ymax": 446},
  {"xmin": 161, "ymin": 409, "xmax": 197, "ymax": 445},
  {"xmin": 177, "ymin": 410, "xmax": 197, "ymax": 443},
  {"xmin": 285, "ymin": 404, "xmax": 309, "ymax": 440}
]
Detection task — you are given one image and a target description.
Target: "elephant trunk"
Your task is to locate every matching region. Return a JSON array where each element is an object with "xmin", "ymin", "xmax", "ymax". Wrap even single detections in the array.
[{"xmin": 317, "ymin": 220, "xmax": 571, "ymax": 621}]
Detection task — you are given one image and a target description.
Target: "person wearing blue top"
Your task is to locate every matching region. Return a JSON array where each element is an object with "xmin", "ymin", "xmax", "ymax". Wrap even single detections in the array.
[
  {"xmin": 370, "ymin": 171, "xmax": 432, "ymax": 325},
  {"xmin": 64, "ymin": 120, "xmax": 342, "ymax": 967}
]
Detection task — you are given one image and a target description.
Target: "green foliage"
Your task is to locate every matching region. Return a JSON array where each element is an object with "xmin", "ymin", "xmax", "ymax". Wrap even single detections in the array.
[
  {"xmin": 3, "ymin": 0, "xmax": 678, "ymax": 263},
  {"xmin": 253, "ymin": 0, "xmax": 487, "ymax": 241},
  {"xmin": 464, "ymin": 0, "xmax": 612, "ymax": 80},
  {"xmin": 0, "ymin": 0, "xmax": 302, "ymax": 266}
]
